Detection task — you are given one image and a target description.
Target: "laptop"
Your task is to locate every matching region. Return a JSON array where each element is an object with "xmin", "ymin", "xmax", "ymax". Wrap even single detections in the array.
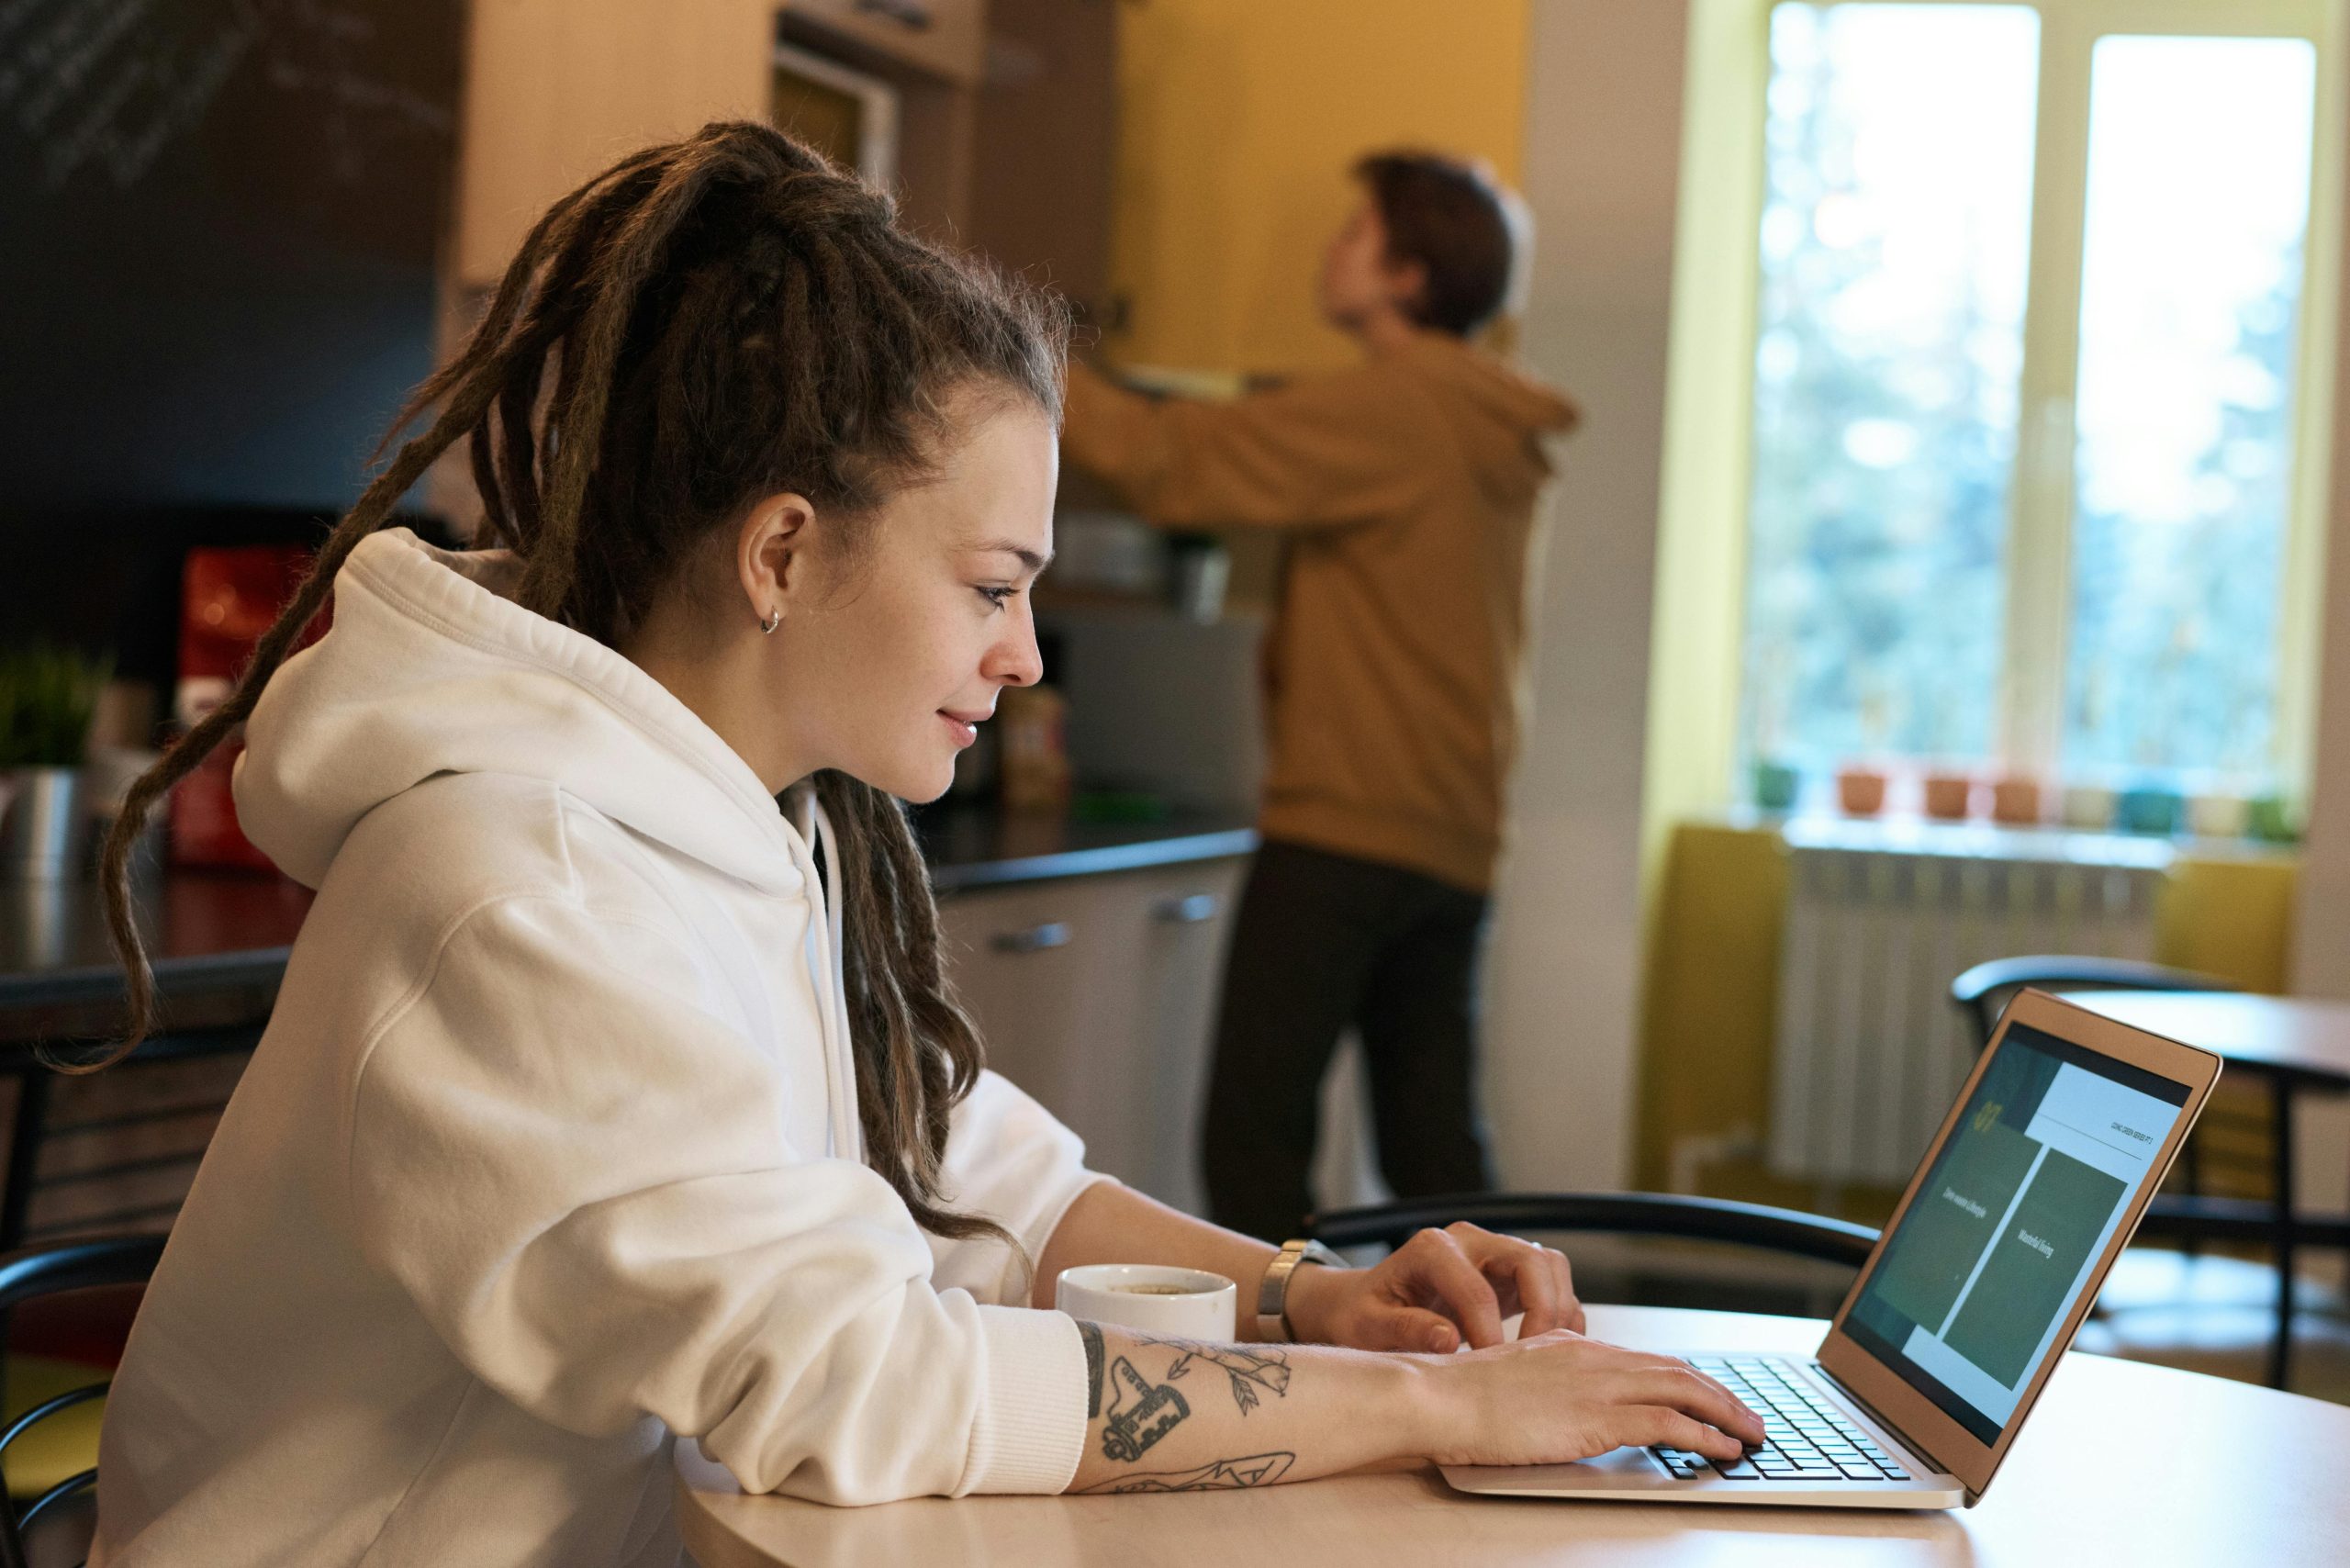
[{"xmin": 1442, "ymin": 987, "xmax": 2221, "ymax": 1510}]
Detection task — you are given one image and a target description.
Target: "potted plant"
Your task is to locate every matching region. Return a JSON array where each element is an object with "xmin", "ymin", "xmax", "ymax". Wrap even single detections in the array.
[{"xmin": 0, "ymin": 644, "xmax": 113, "ymax": 879}]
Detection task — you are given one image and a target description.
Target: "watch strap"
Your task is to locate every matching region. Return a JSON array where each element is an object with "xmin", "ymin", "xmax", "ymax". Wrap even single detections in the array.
[{"xmin": 1255, "ymin": 1238, "xmax": 1347, "ymax": 1342}]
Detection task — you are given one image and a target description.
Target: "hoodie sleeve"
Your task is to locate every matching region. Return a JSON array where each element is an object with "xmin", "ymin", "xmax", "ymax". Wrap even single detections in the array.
[
  {"xmin": 344, "ymin": 894, "xmax": 1089, "ymax": 1504},
  {"xmin": 1061, "ymin": 360, "xmax": 1440, "ymax": 531},
  {"xmin": 924, "ymin": 1070, "xmax": 1118, "ymax": 1307}
]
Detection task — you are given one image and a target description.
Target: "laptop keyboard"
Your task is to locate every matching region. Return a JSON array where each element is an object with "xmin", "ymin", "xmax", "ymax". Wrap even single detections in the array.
[{"xmin": 1650, "ymin": 1357, "xmax": 1913, "ymax": 1483}]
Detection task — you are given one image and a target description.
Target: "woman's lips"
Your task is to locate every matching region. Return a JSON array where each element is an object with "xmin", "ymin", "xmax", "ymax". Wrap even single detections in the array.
[{"xmin": 938, "ymin": 711, "xmax": 980, "ymax": 748}]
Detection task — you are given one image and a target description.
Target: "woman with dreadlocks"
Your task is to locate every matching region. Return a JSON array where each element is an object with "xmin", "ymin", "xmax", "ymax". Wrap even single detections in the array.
[{"xmin": 87, "ymin": 126, "xmax": 1758, "ymax": 1568}]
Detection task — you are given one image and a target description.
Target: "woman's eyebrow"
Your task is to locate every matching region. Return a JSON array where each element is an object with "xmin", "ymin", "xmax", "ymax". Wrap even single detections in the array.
[{"xmin": 966, "ymin": 537, "xmax": 1053, "ymax": 573}]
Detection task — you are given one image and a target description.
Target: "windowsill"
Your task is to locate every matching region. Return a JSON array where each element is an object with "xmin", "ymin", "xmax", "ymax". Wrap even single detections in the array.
[{"xmin": 1702, "ymin": 806, "xmax": 2300, "ymax": 868}]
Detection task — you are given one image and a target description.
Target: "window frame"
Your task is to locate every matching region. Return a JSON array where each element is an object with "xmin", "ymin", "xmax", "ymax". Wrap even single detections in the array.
[{"xmin": 1655, "ymin": 0, "xmax": 2347, "ymax": 809}]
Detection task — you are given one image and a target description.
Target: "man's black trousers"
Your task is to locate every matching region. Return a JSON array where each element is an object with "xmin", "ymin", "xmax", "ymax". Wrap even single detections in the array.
[{"xmin": 1200, "ymin": 838, "xmax": 1496, "ymax": 1242}]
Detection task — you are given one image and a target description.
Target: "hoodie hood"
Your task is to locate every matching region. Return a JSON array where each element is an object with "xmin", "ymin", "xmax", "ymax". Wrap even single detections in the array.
[
  {"xmin": 1389, "ymin": 330, "xmax": 1581, "ymax": 494},
  {"xmin": 235, "ymin": 528, "xmax": 808, "ymax": 897}
]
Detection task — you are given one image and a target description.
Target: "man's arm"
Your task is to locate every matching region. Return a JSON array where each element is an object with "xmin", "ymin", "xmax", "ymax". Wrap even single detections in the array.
[{"xmin": 1060, "ymin": 361, "xmax": 1436, "ymax": 532}]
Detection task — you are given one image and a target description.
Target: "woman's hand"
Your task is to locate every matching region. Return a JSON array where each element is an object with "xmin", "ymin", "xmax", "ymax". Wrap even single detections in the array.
[
  {"xmin": 1415, "ymin": 1329, "xmax": 1766, "ymax": 1467},
  {"xmin": 1285, "ymin": 1223, "xmax": 1583, "ymax": 1352}
]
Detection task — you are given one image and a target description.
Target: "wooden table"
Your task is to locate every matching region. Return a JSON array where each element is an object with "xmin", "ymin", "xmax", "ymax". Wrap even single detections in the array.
[
  {"xmin": 2058, "ymin": 989, "xmax": 2350, "ymax": 1386},
  {"xmin": 674, "ymin": 1304, "xmax": 2350, "ymax": 1566},
  {"xmin": 2057, "ymin": 990, "xmax": 2350, "ymax": 1089}
]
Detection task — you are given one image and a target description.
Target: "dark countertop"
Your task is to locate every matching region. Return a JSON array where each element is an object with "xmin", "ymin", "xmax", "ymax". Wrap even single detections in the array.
[
  {"xmin": 916, "ymin": 803, "xmax": 1256, "ymax": 892},
  {"xmin": 0, "ymin": 807, "xmax": 1256, "ymax": 1040}
]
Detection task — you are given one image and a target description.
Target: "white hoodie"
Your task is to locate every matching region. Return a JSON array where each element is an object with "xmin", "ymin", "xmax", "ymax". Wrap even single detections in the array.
[{"xmin": 91, "ymin": 529, "xmax": 1102, "ymax": 1568}]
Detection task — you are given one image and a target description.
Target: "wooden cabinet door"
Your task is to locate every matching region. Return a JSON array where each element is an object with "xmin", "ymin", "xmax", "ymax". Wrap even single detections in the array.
[
  {"xmin": 967, "ymin": 0, "xmax": 1119, "ymax": 330},
  {"xmin": 783, "ymin": 0, "xmax": 986, "ymax": 85},
  {"xmin": 453, "ymin": 0, "xmax": 778, "ymax": 285}
]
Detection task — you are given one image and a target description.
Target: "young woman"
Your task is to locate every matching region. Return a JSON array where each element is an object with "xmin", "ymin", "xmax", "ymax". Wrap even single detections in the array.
[{"xmin": 85, "ymin": 125, "xmax": 1758, "ymax": 1568}]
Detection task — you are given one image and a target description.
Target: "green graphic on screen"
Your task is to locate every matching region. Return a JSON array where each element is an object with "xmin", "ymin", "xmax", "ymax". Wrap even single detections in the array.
[
  {"xmin": 1844, "ymin": 1023, "xmax": 2188, "ymax": 1443},
  {"xmin": 1945, "ymin": 1151, "xmax": 2125, "ymax": 1384},
  {"xmin": 1869, "ymin": 1116, "xmax": 2038, "ymax": 1331}
]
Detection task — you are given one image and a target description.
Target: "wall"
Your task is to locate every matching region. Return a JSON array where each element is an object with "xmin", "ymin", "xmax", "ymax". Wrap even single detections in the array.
[
  {"xmin": 1105, "ymin": 0, "xmax": 1530, "ymax": 375},
  {"xmin": 1480, "ymin": 1, "xmax": 1694, "ymax": 1191},
  {"xmin": 2293, "ymin": 33, "xmax": 2350, "ymax": 1001}
]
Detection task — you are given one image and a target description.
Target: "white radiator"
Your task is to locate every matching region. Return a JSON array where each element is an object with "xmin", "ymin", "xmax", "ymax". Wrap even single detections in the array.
[{"xmin": 1764, "ymin": 823, "xmax": 2169, "ymax": 1187}]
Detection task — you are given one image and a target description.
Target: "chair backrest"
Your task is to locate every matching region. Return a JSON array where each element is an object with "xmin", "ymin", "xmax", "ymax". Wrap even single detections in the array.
[
  {"xmin": 1306, "ymin": 1192, "xmax": 1879, "ymax": 1269},
  {"xmin": 1947, "ymin": 955, "xmax": 2234, "ymax": 1047},
  {"xmin": 0, "ymin": 1236, "xmax": 164, "ymax": 1568},
  {"xmin": 5, "ymin": 1026, "xmax": 261, "ymax": 1252}
]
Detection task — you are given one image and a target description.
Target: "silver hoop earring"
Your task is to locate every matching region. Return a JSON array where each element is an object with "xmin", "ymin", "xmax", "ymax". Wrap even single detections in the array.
[{"xmin": 760, "ymin": 608, "xmax": 781, "ymax": 634}]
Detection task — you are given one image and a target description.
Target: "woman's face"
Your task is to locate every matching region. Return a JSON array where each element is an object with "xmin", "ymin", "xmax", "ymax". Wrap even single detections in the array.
[{"xmin": 767, "ymin": 401, "xmax": 1057, "ymax": 803}]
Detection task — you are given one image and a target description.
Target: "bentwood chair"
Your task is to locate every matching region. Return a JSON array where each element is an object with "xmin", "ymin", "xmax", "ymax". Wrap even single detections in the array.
[
  {"xmin": 1308, "ymin": 1191, "xmax": 1881, "ymax": 1322},
  {"xmin": 0, "ymin": 1235, "xmax": 164, "ymax": 1568},
  {"xmin": 1950, "ymin": 957, "xmax": 2244, "ymax": 1209},
  {"xmin": 1947, "ymin": 956, "xmax": 2232, "ymax": 1047},
  {"xmin": 1309, "ymin": 1191, "xmax": 1878, "ymax": 1268}
]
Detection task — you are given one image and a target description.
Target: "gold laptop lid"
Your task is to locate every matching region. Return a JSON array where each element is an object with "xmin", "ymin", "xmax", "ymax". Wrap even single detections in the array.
[{"xmin": 1818, "ymin": 989, "xmax": 2221, "ymax": 1503}]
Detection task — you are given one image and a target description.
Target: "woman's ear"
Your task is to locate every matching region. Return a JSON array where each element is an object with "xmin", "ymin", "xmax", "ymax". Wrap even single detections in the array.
[{"xmin": 738, "ymin": 492, "xmax": 816, "ymax": 628}]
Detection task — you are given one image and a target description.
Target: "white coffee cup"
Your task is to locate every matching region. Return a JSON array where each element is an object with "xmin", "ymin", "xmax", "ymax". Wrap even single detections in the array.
[{"xmin": 1055, "ymin": 1264, "xmax": 1237, "ymax": 1339}]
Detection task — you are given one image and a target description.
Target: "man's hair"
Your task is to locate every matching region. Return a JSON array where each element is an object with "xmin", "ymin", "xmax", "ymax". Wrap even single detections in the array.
[{"xmin": 1353, "ymin": 151, "xmax": 1525, "ymax": 338}]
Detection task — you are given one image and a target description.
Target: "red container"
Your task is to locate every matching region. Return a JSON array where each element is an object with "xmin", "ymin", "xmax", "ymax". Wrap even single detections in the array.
[
  {"xmin": 169, "ymin": 546, "xmax": 327, "ymax": 870},
  {"xmin": 1922, "ymin": 772, "xmax": 1977, "ymax": 822},
  {"xmin": 1836, "ymin": 766, "xmax": 1887, "ymax": 816}
]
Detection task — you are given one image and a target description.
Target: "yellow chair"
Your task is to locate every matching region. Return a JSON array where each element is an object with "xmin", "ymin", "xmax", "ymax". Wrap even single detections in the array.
[{"xmin": 0, "ymin": 1236, "xmax": 162, "ymax": 1568}]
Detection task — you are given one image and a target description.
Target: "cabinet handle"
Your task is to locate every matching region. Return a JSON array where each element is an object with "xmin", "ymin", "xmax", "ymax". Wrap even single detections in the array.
[
  {"xmin": 990, "ymin": 921, "xmax": 1071, "ymax": 954},
  {"xmin": 1154, "ymin": 894, "xmax": 1219, "ymax": 924},
  {"xmin": 856, "ymin": 0, "xmax": 935, "ymax": 31}
]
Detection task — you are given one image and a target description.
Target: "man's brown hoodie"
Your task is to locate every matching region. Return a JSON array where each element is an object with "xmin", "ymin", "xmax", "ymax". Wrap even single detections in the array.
[{"xmin": 1061, "ymin": 333, "xmax": 1579, "ymax": 893}]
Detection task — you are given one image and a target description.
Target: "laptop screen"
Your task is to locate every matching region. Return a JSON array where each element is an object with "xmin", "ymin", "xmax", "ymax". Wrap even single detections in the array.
[{"xmin": 1841, "ymin": 1020, "xmax": 2188, "ymax": 1444}]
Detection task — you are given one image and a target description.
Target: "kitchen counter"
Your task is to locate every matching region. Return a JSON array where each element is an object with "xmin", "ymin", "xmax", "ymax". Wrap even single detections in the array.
[
  {"xmin": 914, "ymin": 802, "xmax": 1255, "ymax": 891},
  {"xmin": 0, "ymin": 808, "xmax": 1257, "ymax": 1044}
]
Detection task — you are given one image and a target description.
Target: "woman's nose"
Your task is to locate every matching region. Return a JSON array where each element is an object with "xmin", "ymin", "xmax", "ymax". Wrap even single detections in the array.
[{"xmin": 988, "ymin": 612, "xmax": 1043, "ymax": 689}]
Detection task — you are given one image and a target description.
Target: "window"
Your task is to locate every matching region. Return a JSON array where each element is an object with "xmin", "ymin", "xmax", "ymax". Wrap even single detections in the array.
[{"xmin": 1732, "ymin": 0, "xmax": 2340, "ymax": 798}]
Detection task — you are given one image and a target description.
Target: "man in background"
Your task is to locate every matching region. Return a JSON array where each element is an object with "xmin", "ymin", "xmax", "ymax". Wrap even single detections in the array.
[{"xmin": 1060, "ymin": 151, "xmax": 1580, "ymax": 1241}]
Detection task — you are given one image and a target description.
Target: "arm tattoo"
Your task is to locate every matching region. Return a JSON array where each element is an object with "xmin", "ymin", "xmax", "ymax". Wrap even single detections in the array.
[
  {"xmin": 1073, "ymin": 1451, "xmax": 1297, "ymax": 1495},
  {"xmin": 1077, "ymin": 1321, "xmax": 1106, "ymax": 1417},
  {"xmin": 1100, "ymin": 1356, "xmax": 1191, "ymax": 1462},
  {"xmin": 1164, "ymin": 1342, "xmax": 1291, "ymax": 1416}
]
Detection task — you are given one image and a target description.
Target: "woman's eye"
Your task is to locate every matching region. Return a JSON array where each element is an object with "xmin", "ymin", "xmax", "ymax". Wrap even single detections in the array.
[{"xmin": 976, "ymin": 585, "xmax": 1017, "ymax": 610}]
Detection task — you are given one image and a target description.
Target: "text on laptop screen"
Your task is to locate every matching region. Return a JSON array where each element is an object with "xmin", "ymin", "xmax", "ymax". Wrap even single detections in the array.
[{"xmin": 1844, "ymin": 1022, "xmax": 2187, "ymax": 1444}]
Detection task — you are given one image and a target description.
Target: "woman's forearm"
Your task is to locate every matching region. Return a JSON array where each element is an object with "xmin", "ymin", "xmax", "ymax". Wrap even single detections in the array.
[
  {"xmin": 1064, "ymin": 1323, "xmax": 1770, "ymax": 1496},
  {"xmin": 1065, "ymin": 1323, "xmax": 1429, "ymax": 1494}
]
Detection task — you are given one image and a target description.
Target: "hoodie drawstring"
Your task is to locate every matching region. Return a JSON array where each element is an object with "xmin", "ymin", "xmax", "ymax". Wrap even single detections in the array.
[{"xmin": 788, "ymin": 790, "xmax": 860, "ymax": 1161}]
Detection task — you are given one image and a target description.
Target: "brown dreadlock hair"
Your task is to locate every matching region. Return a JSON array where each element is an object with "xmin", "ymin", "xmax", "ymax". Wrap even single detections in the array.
[{"xmin": 91, "ymin": 121, "xmax": 1070, "ymax": 1247}]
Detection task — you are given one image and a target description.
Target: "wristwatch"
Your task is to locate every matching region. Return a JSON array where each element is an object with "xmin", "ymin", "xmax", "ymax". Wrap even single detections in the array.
[{"xmin": 1256, "ymin": 1238, "xmax": 1348, "ymax": 1342}]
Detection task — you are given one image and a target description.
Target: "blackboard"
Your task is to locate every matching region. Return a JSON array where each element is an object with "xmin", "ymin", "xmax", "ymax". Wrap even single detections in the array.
[{"xmin": 0, "ymin": 0, "xmax": 462, "ymax": 688}]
